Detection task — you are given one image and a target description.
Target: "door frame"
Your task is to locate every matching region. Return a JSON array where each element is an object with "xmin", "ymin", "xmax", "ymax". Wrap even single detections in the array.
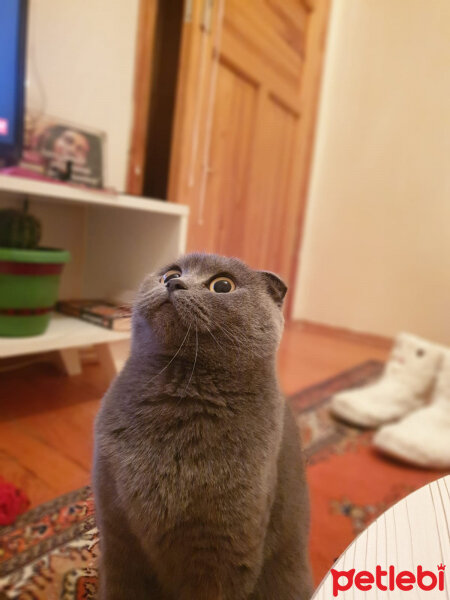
[
  {"xmin": 126, "ymin": 0, "xmax": 332, "ymax": 319},
  {"xmin": 126, "ymin": 0, "xmax": 159, "ymax": 195}
]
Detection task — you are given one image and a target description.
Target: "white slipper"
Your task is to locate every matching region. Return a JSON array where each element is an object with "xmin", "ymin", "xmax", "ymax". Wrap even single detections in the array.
[
  {"xmin": 330, "ymin": 333, "xmax": 442, "ymax": 428},
  {"xmin": 374, "ymin": 349, "xmax": 450, "ymax": 469}
]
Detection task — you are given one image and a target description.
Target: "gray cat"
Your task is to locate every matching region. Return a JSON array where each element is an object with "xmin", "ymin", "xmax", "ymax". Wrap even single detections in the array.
[{"xmin": 93, "ymin": 253, "xmax": 312, "ymax": 600}]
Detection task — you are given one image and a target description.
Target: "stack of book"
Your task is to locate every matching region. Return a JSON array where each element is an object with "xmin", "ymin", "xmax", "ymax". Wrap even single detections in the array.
[{"xmin": 56, "ymin": 299, "xmax": 132, "ymax": 331}]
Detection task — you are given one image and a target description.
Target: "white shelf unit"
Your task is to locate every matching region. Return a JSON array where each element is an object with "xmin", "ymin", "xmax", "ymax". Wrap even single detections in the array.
[
  {"xmin": 0, "ymin": 313, "xmax": 131, "ymax": 358},
  {"xmin": 0, "ymin": 175, "xmax": 189, "ymax": 376}
]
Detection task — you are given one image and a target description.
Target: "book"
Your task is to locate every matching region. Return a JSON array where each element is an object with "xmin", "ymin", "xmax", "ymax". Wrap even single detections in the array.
[{"xmin": 56, "ymin": 299, "xmax": 131, "ymax": 331}]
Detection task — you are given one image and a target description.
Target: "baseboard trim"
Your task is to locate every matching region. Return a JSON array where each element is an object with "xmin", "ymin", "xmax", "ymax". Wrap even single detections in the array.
[{"xmin": 295, "ymin": 320, "xmax": 393, "ymax": 350}]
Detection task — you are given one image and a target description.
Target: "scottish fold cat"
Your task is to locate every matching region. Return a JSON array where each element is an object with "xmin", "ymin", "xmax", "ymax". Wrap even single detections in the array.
[{"xmin": 94, "ymin": 253, "xmax": 312, "ymax": 599}]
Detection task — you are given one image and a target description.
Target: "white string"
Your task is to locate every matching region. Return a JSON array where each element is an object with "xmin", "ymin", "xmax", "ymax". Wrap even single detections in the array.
[
  {"xmin": 187, "ymin": 4, "xmax": 211, "ymax": 188},
  {"xmin": 197, "ymin": 0, "xmax": 226, "ymax": 225}
]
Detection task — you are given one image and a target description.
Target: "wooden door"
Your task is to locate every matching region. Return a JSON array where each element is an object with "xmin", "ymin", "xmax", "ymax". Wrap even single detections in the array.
[{"xmin": 168, "ymin": 0, "xmax": 330, "ymax": 296}]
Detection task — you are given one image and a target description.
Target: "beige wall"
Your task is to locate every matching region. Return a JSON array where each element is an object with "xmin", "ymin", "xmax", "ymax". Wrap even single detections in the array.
[
  {"xmin": 293, "ymin": 0, "xmax": 450, "ymax": 344},
  {"xmin": 26, "ymin": 0, "xmax": 139, "ymax": 191}
]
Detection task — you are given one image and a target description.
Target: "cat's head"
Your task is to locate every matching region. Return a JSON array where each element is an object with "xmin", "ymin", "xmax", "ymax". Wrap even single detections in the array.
[{"xmin": 133, "ymin": 253, "xmax": 287, "ymax": 361}]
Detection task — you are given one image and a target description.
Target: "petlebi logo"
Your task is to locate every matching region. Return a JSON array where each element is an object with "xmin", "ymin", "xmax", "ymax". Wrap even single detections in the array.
[{"xmin": 331, "ymin": 564, "xmax": 446, "ymax": 597}]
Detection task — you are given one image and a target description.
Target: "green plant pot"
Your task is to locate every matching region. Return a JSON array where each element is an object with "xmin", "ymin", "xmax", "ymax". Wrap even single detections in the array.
[{"xmin": 0, "ymin": 247, "xmax": 71, "ymax": 337}]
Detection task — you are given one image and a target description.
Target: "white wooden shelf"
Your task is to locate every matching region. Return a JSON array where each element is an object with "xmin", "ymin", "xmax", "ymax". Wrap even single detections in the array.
[
  {"xmin": 0, "ymin": 174, "xmax": 189, "ymax": 216},
  {"xmin": 0, "ymin": 174, "xmax": 189, "ymax": 375},
  {"xmin": 0, "ymin": 313, "xmax": 130, "ymax": 359}
]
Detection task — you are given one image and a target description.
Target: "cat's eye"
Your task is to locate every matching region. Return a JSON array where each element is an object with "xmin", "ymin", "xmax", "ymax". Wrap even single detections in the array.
[
  {"xmin": 160, "ymin": 269, "xmax": 181, "ymax": 284},
  {"xmin": 209, "ymin": 277, "xmax": 236, "ymax": 293}
]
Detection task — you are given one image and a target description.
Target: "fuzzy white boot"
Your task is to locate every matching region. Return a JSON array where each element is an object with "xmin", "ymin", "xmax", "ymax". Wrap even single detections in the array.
[
  {"xmin": 374, "ymin": 349, "xmax": 450, "ymax": 468},
  {"xmin": 330, "ymin": 333, "xmax": 442, "ymax": 428}
]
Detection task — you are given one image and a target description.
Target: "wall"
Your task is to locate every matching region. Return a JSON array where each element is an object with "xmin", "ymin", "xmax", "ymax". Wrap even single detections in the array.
[
  {"xmin": 293, "ymin": 0, "xmax": 450, "ymax": 344},
  {"xmin": 26, "ymin": 0, "xmax": 140, "ymax": 191}
]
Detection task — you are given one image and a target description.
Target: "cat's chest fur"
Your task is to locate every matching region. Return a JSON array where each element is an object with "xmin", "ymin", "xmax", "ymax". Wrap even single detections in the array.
[{"xmin": 98, "ymin": 364, "xmax": 284, "ymax": 540}]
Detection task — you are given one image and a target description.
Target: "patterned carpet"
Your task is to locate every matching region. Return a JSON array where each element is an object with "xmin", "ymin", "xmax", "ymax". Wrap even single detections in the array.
[{"xmin": 0, "ymin": 360, "xmax": 448, "ymax": 598}]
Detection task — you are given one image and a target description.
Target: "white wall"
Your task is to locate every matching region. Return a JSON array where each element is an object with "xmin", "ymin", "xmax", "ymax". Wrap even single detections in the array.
[
  {"xmin": 26, "ymin": 0, "xmax": 140, "ymax": 191},
  {"xmin": 293, "ymin": 0, "xmax": 450, "ymax": 344}
]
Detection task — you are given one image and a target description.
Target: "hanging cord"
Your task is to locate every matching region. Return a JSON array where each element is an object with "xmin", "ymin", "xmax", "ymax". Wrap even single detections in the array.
[
  {"xmin": 186, "ymin": 3, "xmax": 213, "ymax": 190},
  {"xmin": 197, "ymin": 0, "xmax": 225, "ymax": 225},
  {"xmin": 186, "ymin": 0, "xmax": 226, "ymax": 225}
]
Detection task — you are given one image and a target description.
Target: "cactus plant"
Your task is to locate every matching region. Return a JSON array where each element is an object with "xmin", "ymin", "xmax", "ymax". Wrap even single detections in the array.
[
  {"xmin": 0, "ymin": 199, "xmax": 70, "ymax": 337},
  {"xmin": 0, "ymin": 200, "xmax": 41, "ymax": 249}
]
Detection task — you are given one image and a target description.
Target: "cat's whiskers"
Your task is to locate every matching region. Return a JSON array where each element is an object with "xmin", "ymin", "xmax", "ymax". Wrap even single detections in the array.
[
  {"xmin": 224, "ymin": 321, "xmax": 262, "ymax": 361},
  {"xmin": 204, "ymin": 324, "xmax": 222, "ymax": 350},
  {"xmin": 213, "ymin": 321, "xmax": 246, "ymax": 360},
  {"xmin": 179, "ymin": 326, "xmax": 198, "ymax": 402},
  {"xmin": 144, "ymin": 322, "xmax": 192, "ymax": 385},
  {"xmin": 213, "ymin": 321, "xmax": 240, "ymax": 345}
]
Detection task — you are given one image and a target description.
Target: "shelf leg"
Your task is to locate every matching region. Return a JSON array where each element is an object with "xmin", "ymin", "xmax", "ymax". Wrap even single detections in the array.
[
  {"xmin": 95, "ymin": 343, "xmax": 118, "ymax": 381},
  {"xmin": 58, "ymin": 348, "xmax": 82, "ymax": 376}
]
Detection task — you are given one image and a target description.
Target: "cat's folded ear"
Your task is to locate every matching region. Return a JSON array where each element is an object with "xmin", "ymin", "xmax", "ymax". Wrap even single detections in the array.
[{"xmin": 258, "ymin": 271, "xmax": 287, "ymax": 307}]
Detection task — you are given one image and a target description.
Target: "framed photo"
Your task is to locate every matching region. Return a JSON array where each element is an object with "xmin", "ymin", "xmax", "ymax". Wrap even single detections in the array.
[{"xmin": 22, "ymin": 114, "xmax": 106, "ymax": 188}]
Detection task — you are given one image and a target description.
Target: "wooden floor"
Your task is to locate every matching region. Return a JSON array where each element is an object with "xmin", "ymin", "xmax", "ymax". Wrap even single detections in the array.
[{"xmin": 0, "ymin": 324, "xmax": 389, "ymax": 508}]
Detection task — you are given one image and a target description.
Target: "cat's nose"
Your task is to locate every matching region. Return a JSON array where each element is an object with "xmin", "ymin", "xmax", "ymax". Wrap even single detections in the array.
[{"xmin": 165, "ymin": 278, "xmax": 188, "ymax": 292}]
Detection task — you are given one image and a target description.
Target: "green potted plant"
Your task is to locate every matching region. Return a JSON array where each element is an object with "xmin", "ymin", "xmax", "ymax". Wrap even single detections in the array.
[{"xmin": 0, "ymin": 200, "xmax": 70, "ymax": 337}]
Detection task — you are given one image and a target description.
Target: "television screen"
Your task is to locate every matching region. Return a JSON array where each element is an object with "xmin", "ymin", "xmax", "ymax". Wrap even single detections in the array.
[{"xmin": 0, "ymin": 0, "xmax": 27, "ymax": 165}]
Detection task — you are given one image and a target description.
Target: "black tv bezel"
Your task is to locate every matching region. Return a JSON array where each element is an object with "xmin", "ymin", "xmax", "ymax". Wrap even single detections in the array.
[{"xmin": 0, "ymin": 0, "xmax": 28, "ymax": 166}]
